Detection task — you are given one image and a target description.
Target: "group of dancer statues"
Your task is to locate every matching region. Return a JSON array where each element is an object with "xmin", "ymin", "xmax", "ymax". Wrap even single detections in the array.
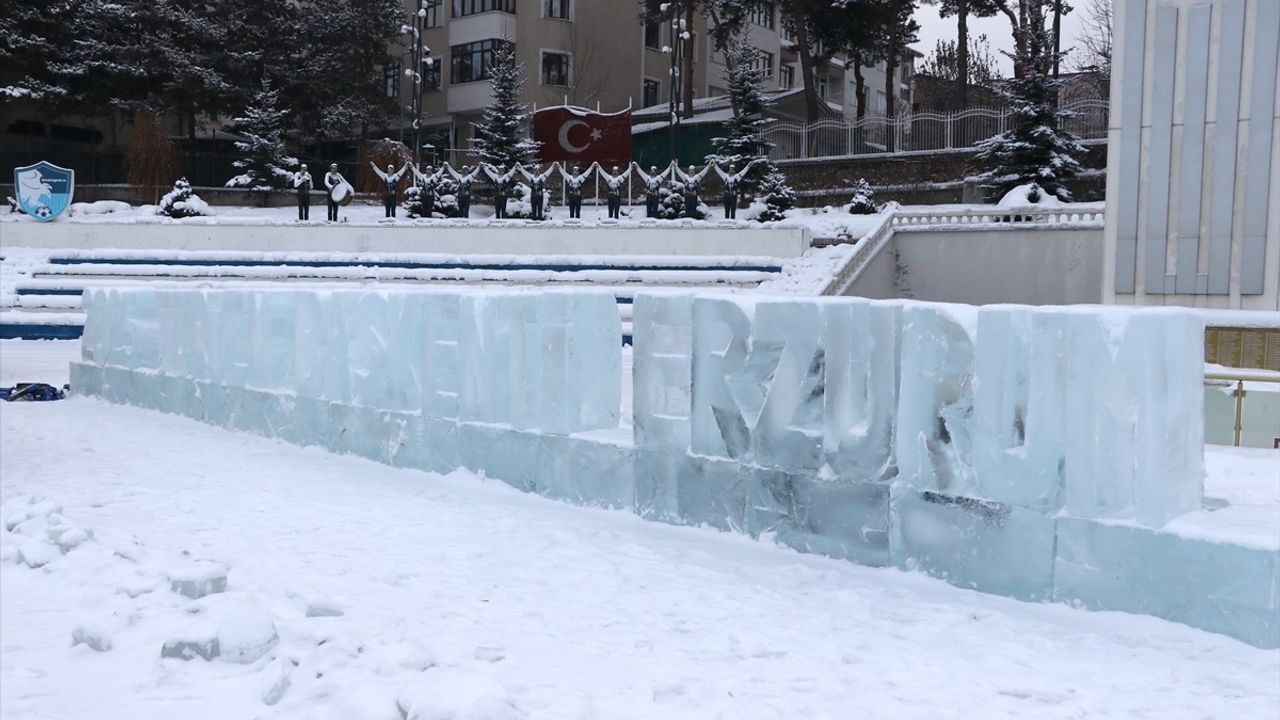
[{"xmin": 291, "ymin": 159, "xmax": 761, "ymax": 222}]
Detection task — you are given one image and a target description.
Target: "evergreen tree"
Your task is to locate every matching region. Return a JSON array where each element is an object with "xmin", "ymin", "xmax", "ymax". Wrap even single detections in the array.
[
  {"xmin": 226, "ymin": 81, "xmax": 297, "ymax": 190},
  {"xmin": 158, "ymin": 177, "xmax": 211, "ymax": 218},
  {"xmin": 706, "ymin": 41, "xmax": 775, "ymax": 195},
  {"xmin": 754, "ymin": 169, "xmax": 796, "ymax": 223},
  {"xmin": 848, "ymin": 178, "xmax": 877, "ymax": 214},
  {"xmin": 471, "ymin": 42, "xmax": 540, "ymax": 167},
  {"xmin": 975, "ymin": 3, "xmax": 1085, "ymax": 200}
]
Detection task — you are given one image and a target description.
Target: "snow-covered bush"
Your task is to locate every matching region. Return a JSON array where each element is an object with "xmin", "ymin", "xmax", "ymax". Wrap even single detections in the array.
[
  {"xmin": 501, "ymin": 182, "xmax": 549, "ymax": 220},
  {"xmin": 848, "ymin": 179, "xmax": 877, "ymax": 214},
  {"xmin": 403, "ymin": 176, "xmax": 465, "ymax": 219},
  {"xmin": 157, "ymin": 178, "xmax": 211, "ymax": 218},
  {"xmin": 649, "ymin": 184, "xmax": 707, "ymax": 220},
  {"xmin": 754, "ymin": 169, "xmax": 796, "ymax": 222}
]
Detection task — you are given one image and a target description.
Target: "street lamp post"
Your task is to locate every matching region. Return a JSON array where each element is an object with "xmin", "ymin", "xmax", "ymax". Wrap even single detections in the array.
[
  {"xmin": 408, "ymin": 1, "xmax": 433, "ymax": 167},
  {"xmin": 663, "ymin": 1, "xmax": 683, "ymax": 165}
]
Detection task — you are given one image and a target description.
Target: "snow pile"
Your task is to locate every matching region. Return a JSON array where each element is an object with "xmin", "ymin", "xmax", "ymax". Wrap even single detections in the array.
[
  {"xmin": 69, "ymin": 200, "xmax": 132, "ymax": 216},
  {"xmin": 997, "ymin": 182, "xmax": 1066, "ymax": 209}
]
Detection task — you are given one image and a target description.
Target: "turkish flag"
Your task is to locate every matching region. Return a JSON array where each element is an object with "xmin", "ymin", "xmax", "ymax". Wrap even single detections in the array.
[{"xmin": 533, "ymin": 106, "xmax": 632, "ymax": 169}]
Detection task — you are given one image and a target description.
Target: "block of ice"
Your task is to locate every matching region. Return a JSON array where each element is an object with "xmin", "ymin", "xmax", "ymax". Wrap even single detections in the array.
[
  {"xmin": 895, "ymin": 303, "xmax": 978, "ymax": 496},
  {"xmin": 391, "ymin": 415, "xmax": 459, "ymax": 476},
  {"xmin": 971, "ymin": 306, "xmax": 1067, "ymax": 509},
  {"xmin": 823, "ymin": 300, "xmax": 900, "ymax": 483},
  {"xmin": 207, "ymin": 291, "xmax": 254, "ymax": 389},
  {"xmin": 751, "ymin": 300, "xmax": 826, "ymax": 472},
  {"xmin": 422, "ymin": 292, "xmax": 463, "ymax": 419},
  {"xmin": 69, "ymin": 361, "xmax": 102, "ymax": 398},
  {"xmin": 632, "ymin": 294, "xmax": 694, "ymax": 451},
  {"xmin": 690, "ymin": 296, "xmax": 755, "ymax": 459},
  {"xmin": 767, "ymin": 476, "xmax": 891, "ymax": 567},
  {"xmin": 1054, "ymin": 517, "xmax": 1280, "ymax": 648},
  {"xmin": 457, "ymin": 422, "xmax": 543, "ymax": 492},
  {"xmin": 459, "ymin": 291, "xmax": 520, "ymax": 425},
  {"xmin": 1063, "ymin": 309, "xmax": 1205, "ymax": 527},
  {"xmin": 634, "ymin": 449, "xmax": 684, "ymax": 522},
  {"xmin": 890, "ymin": 485, "xmax": 1056, "ymax": 601},
  {"xmin": 673, "ymin": 454, "xmax": 749, "ymax": 532},
  {"xmin": 534, "ymin": 435, "xmax": 635, "ymax": 510},
  {"xmin": 168, "ymin": 561, "xmax": 228, "ymax": 599},
  {"xmin": 248, "ymin": 291, "xmax": 298, "ymax": 392}
]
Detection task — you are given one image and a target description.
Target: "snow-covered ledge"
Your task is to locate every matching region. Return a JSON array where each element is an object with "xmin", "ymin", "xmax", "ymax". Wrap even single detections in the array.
[
  {"xmin": 0, "ymin": 221, "xmax": 811, "ymax": 257},
  {"xmin": 69, "ymin": 286, "xmax": 1279, "ymax": 648}
]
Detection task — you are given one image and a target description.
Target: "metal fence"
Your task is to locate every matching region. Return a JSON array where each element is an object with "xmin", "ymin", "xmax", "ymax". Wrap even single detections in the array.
[{"xmin": 765, "ymin": 100, "xmax": 1109, "ymax": 161}]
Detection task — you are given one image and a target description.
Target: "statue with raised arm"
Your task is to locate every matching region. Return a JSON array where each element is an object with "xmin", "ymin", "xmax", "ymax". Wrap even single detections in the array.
[
  {"xmin": 712, "ymin": 160, "xmax": 759, "ymax": 220},
  {"xmin": 371, "ymin": 161, "xmax": 409, "ymax": 219},
  {"xmin": 595, "ymin": 163, "xmax": 631, "ymax": 219},
  {"xmin": 519, "ymin": 163, "xmax": 557, "ymax": 221},
  {"xmin": 558, "ymin": 163, "xmax": 593, "ymax": 219},
  {"xmin": 411, "ymin": 164, "xmax": 446, "ymax": 219},
  {"xmin": 675, "ymin": 163, "xmax": 713, "ymax": 219},
  {"xmin": 446, "ymin": 164, "xmax": 482, "ymax": 218},
  {"xmin": 633, "ymin": 161, "xmax": 672, "ymax": 218},
  {"xmin": 483, "ymin": 163, "xmax": 520, "ymax": 219}
]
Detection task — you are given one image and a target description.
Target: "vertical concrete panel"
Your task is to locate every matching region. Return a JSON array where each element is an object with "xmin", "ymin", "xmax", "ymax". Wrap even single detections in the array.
[
  {"xmin": 1241, "ymin": 0, "xmax": 1280, "ymax": 294},
  {"xmin": 1175, "ymin": 3, "xmax": 1213, "ymax": 294},
  {"xmin": 1113, "ymin": 0, "xmax": 1149, "ymax": 294},
  {"xmin": 1143, "ymin": 5, "xmax": 1179, "ymax": 294},
  {"xmin": 1208, "ymin": 0, "xmax": 1247, "ymax": 294}
]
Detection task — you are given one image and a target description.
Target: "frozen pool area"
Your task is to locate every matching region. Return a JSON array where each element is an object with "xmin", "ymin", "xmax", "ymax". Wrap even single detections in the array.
[
  {"xmin": 1, "ymin": 346, "xmax": 1278, "ymax": 719},
  {"xmin": 52, "ymin": 285, "xmax": 1280, "ymax": 649}
]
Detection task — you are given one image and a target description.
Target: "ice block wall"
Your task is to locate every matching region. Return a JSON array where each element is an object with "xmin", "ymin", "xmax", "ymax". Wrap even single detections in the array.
[{"xmin": 72, "ymin": 288, "xmax": 1278, "ymax": 648}]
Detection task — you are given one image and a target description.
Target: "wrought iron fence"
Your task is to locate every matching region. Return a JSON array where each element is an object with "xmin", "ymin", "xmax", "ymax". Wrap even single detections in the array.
[{"xmin": 765, "ymin": 100, "xmax": 1109, "ymax": 161}]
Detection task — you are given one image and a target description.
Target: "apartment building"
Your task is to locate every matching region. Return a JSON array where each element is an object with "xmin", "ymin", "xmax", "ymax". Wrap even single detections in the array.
[{"xmin": 392, "ymin": 0, "xmax": 648, "ymax": 163}]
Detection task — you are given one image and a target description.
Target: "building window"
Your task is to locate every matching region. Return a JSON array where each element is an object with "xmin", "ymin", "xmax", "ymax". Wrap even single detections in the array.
[
  {"xmin": 541, "ymin": 52, "xmax": 571, "ymax": 86},
  {"xmin": 451, "ymin": 39, "xmax": 506, "ymax": 84},
  {"xmin": 748, "ymin": 2, "xmax": 775, "ymax": 30},
  {"xmin": 385, "ymin": 60, "xmax": 401, "ymax": 98},
  {"xmin": 644, "ymin": 20, "xmax": 660, "ymax": 49},
  {"xmin": 643, "ymin": 78, "xmax": 660, "ymax": 107},
  {"xmin": 544, "ymin": 0, "xmax": 570, "ymax": 19},
  {"xmin": 424, "ymin": 0, "xmax": 443, "ymax": 27},
  {"xmin": 749, "ymin": 50, "xmax": 774, "ymax": 78},
  {"xmin": 451, "ymin": 0, "xmax": 514, "ymax": 17},
  {"xmin": 423, "ymin": 57, "xmax": 441, "ymax": 91},
  {"xmin": 817, "ymin": 77, "xmax": 828, "ymax": 100},
  {"xmin": 779, "ymin": 64, "xmax": 795, "ymax": 89}
]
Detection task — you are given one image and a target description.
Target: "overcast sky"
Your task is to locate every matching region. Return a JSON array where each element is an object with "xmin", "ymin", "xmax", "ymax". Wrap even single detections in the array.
[{"xmin": 910, "ymin": 4, "xmax": 1088, "ymax": 75}]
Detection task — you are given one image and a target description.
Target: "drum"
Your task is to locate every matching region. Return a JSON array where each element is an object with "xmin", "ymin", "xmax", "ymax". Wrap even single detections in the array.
[{"xmin": 329, "ymin": 182, "xmax": 354, "ymax": 206}]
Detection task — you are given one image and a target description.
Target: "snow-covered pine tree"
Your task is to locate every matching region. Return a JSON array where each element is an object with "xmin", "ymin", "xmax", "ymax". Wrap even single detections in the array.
[
  {"xmin": 975, "ymin": 2, "xmax": 1085, "ymax": 201},
  {"xmin": 754, "ymin": 169, "xmax": 796, "ymax": 222},
  {"xmin": 470, "ymin": 41, "xmax": 540, "ymax": 168},
  {"xmin": 157, "ymin": 177, "xmax": 211, "ymax": 218},
  {"xmin": 849, "ymin": 178, "xmax": 877, "ymax": 214},
  {"xmin": 706, "ymin": 41, "xmax": 776, "ymax": 195},
  {"xmin": 225, "ymin": 81, "xmax": 297, "ymax": 191}
]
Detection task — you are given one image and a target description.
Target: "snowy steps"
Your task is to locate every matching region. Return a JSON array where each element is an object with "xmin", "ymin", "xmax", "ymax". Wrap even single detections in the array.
[{"xmin": 3, "ymin": 251, "xmax": 781, "ymax": 340}]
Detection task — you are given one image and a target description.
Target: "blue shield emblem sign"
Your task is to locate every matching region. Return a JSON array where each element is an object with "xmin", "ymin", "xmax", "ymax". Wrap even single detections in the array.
[{"xmin": 13, "ymin": 161, "xmax": 75, "ymax": 222}]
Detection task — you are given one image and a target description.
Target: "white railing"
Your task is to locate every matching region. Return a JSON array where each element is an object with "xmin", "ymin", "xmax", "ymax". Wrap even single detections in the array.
[
  {"xmin": 766, "ymin": 100, "xmax": 1109, "ymax": 161},
  {"xmin": 819, "ymin": 213, "xmax": 897, "ymax": 296},
  {"xmin": 891, "ymin": 206, "xmax": 1106, "ymax": 227}
]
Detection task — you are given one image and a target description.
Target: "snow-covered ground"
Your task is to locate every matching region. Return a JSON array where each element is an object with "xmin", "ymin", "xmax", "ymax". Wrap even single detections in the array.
[{"xmin": 2, "ymin": 340, "xmax": 1278, "ymax": 719}]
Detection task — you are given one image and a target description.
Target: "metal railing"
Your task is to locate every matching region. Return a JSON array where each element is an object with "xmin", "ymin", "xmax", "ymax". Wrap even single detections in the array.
[
  {"xmin": 1205, "ymin": 369, "xmax": 1280, "ymax": 448},
  {"xmin": 765, "ymin": 100, "xmax": 1109, "ymax": 161}
]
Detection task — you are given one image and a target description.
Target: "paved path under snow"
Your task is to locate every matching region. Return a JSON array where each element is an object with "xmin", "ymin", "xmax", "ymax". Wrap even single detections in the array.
[{"xmin": 1, "ymin": 347, "xmax": 1277, "ymax": 719}]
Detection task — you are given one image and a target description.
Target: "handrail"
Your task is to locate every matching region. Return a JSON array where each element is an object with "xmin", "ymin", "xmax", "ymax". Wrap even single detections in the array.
[
  {"xmin": 819, "ymin": 213, "xmax": 896, "ymax": 296},
  {"xmin": 1204, "ymin": 369, "xmax": 1280, "ymax": 447}
]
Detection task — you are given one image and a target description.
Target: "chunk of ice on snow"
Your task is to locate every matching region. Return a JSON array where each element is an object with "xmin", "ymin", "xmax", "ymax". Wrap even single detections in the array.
[
  {"xmin": 72, "ymin": 623, "xmax": 113, "ymax": 652},
  {"xmin": 17, "ymin": 540, "xmax": 60, "ymax": 568},
  {"xmin": 168, "ymin": 561, "xmax": 229, "ymax": 599}
]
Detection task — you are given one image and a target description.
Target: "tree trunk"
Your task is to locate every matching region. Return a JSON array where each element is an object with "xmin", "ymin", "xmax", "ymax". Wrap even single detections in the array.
[
  {"xmin": 957, "ymin": 0, "xmax": 970, "ymax": 107},
  {"xmin": 681, "ymin": 3, "xmax": 695, "ymax": 118},
  {"xmin": 884, "ymin": 51, "xmax": 898, "ymax": 152},
  {"xmin": 853, "ymin": 59, "xmax": 867, "ymax": 120},
  {"xmin": 794, "ymin": 21, "xmax": 821, "ymax": 122}
]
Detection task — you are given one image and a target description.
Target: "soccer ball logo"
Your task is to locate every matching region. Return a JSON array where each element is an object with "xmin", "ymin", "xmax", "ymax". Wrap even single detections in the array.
[{"xmin": 33, "ymin": 205, "xmax": 52, "ymax": 219}]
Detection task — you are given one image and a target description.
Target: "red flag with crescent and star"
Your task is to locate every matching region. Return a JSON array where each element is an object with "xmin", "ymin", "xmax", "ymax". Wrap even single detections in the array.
[{"xmin": 532, "ymin": 105, "xmax": 632, "ymax": 169}]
